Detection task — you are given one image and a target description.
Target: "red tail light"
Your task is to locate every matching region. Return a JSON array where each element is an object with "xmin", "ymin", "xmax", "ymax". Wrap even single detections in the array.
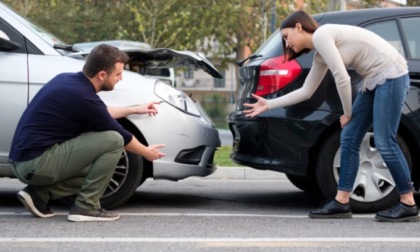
[{"xmin": 256, "ymin": 55, "xmax": 302, "ymax": 96}]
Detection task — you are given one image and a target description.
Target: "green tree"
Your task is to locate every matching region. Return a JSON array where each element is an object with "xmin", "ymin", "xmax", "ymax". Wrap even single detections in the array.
[
  {"xmin": 1, "ymin": 0, "xmax": 331, "ymax": 64},
  {"xmin": 3, "ymin": 0, "xmax": 130, "ymax": 43},
  {"xmin": 123, "ymin": 0, "xmax": 278, "ymax": 64},
  {"xmin": 407, "ymin": 0, "xmax": 420, "ymax": 5},
  {"xmin": 4, "ymin": 0, "xmax": 266, "ymax": 63}
]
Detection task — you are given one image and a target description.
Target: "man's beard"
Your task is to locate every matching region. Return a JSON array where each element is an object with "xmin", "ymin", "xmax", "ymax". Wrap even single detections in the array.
[{"xmin": 101, "ymin": 80, "xmax": 115, "ymax": 91}]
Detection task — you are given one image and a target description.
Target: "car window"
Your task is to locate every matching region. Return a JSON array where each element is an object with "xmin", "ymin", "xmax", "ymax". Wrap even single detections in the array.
[
  {"xmin": 254, "ymin": 29, "xmax": 283, "ymax": 58},
  {"xmin": 144, "ymin": 67, "xmax": 175, "ymax": 86},
  {"xmin": 364, "ymin": 20, "xmax": 405, "ymax": 57},
  {"xmin": 0, "ymin": 18, "xmax": 26, "ymax": 54},
  {"xmin": 253, "ymin": 15, "xmax": 324, "ymax": 58},
  {"xmin": 144, "ymin": 68, "xmax": 171, "ymax": 77},
  {"xmin": 400, "ymin": 17, "xmax": 420, "ymax": 59}
]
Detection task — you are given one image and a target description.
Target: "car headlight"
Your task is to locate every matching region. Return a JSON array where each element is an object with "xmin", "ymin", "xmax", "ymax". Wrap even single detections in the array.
[{"xmin": 154, "ymin": 81, "xmax": 214, "ymax": 126}]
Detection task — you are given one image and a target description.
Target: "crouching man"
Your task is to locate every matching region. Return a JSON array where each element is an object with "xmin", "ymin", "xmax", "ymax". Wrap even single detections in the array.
[{"xmin": 9, "ymin": 44, "xmax": 165, "ymax": 222}]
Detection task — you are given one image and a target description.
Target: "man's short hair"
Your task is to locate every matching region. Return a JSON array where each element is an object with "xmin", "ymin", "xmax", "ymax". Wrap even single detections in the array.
[{"xmin": 83, "ymin": 44, "xmax": 129, "ymax": 78}]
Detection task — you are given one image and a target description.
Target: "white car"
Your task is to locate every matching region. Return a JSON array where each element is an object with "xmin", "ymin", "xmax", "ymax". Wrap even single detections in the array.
[{"xmin": 0, "ymin": 2, "xmax": 222, "ymax": 209}]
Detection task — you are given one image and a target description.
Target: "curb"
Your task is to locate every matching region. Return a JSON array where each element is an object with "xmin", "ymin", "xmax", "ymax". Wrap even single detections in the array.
[{"xmin": 205, "ymin": 166, "xmax": 287, "ymax": 180}]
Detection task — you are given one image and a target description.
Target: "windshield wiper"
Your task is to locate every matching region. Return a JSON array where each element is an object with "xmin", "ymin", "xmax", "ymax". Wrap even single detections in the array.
[
  {"xmin": 53, "ymin": 44, "xmax": 79, "ymax": 52},
  {"xmin": 237, "ymin": 54, "xmax": 263, "ymax": 67}
]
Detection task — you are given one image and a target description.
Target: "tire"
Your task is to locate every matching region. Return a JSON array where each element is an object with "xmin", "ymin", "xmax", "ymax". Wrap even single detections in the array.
[
  {"xmin": 100, "ymin": 150, "xmax": 144, "ymax": 209},
  {"xmin": 315, "ymin": 130, "xmax": 411, "ymax": 213},
  {"xmin": 286, "ymin": 173, "xmax": 320, "ymax": 193}
]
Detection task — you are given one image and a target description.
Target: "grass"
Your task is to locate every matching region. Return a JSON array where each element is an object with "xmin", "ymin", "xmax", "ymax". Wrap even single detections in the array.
[{"xmin": 214, "ymin": 145, "xmax": 239, "ymax": 167}]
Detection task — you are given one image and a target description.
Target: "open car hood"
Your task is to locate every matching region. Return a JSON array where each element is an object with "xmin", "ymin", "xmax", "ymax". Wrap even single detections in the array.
[{"xmin": 71, "ymin": 40, "xmax": 222, "ymax": 79}]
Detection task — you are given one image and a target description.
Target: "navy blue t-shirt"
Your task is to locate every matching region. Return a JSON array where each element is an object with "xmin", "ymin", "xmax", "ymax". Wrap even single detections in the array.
[{"xmin": 9, "ymin": 72, "xmax": 133, "ymax": 162}]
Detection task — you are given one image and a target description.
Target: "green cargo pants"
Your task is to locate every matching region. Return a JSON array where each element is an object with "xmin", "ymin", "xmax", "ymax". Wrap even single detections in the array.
[{"xmin": 13, "ymin": 131, "xmax": 124, "ymax": 210}]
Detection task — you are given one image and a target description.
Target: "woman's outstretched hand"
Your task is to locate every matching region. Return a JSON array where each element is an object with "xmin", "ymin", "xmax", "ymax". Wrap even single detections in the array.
[{"xmin": 243, "ymin": 93, "xmax": 269, "ymax": 117}]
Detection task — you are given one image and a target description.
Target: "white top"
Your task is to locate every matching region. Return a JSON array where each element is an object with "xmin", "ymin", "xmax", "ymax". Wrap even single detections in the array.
[{"xmin": 266, "ymin": 24, "xmax": 408, "ymax": 116}]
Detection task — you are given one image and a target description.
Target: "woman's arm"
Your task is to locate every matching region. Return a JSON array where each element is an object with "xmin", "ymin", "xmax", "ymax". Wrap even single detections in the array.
[
  {"xmin": 313, "ymin": 26, "xmax": 352, "ymax": 116},
  {"xmin": 266, "ymin": 59, "xmax": 329, "ymax": 110},
  {"xmin": 244, "ymin": 58, "xmax": 328, "ymax": 117}
]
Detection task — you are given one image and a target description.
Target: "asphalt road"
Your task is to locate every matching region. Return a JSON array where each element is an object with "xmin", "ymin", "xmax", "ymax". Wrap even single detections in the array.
[{"xmin": 1, "ymin": 175, "xmax": 420, "ymax": 252}]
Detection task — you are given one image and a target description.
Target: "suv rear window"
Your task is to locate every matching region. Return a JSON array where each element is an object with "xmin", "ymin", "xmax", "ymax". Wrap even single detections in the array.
[
  {"xmin": 254, "ymin": 15, "xmax": 326, "ymax": 59},
  {"xmin": 254, "ymin": 29, "xmax": 283, "ymax": 58}
]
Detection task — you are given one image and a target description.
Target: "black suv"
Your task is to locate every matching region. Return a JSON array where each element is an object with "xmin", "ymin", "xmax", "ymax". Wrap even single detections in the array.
[{"xmin": 228, "ymin": 8, "xmax": 420, "ymax": 213}]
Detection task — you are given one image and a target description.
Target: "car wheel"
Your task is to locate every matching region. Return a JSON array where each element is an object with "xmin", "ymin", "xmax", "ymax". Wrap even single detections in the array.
[
  {"xmin": 286, "ymin": 173, "xmax": 320, "ymax": 193},
  {"xmin": 315, "ymin": 129, "xmax": 411, "ymax": 213},
  {"xmin": 100, "ymin": 150, "xmax": 144, "ymax": 209}
]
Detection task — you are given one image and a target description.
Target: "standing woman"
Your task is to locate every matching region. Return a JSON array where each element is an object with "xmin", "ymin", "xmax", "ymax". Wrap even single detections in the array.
[{"xmin": 244, "ymin": 10, "xmax": 418, "ymax": 222}]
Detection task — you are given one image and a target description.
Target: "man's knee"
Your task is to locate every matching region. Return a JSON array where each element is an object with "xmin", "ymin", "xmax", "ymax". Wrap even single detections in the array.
[{"xmin": 101, "ymin": 131, "xmax": 124, "ymax": 149}]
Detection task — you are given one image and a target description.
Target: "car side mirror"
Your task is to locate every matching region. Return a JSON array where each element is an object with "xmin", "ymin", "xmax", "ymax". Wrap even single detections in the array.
[{"xmin": 0, "ymin": 37, "xmax": 20, "ymax": 51}]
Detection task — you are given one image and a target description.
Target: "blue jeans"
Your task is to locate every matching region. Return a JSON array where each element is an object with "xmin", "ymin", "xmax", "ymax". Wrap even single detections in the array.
[{"xmin": 338, "ymin": 74, "xmax": 413, "ymax": 194}]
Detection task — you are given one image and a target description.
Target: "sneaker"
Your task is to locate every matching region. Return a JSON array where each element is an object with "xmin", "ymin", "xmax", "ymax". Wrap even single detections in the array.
[
  {"xmin": 68, "ymin": 206, "xmax": 120, "ymax": 222},
  {"xmin": 375, "ymin": 202, "xmax": 419, "ymax": 222},
  {"xmin": 17, "ymin": 186, "xmax": 55, "ymax": 218},
  {"xmin": 309, "ymin": 200, "xmax": 352, "ymax": 219}
]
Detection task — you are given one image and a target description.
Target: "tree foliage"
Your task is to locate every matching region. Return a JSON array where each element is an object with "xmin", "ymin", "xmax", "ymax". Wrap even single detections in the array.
[
  {"xmin": 3, "ymin": 0, "xmax": 130, "ymax": 42},
  {"xmin": 3, "ymin": 0, "xmax": 289, "ymax": 64},
  {"xmin": 2, "ymin": 0, "xmax": 419, "ymax": 66},
  {"xmin": 123, "ymin": 0, "xmax": 286, "ymax": 63}
]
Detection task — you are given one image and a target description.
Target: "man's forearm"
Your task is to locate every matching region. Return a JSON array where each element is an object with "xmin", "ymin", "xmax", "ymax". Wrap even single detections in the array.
[
  {"xmin": 107, "ymin": 106, "xmax": 136, "ymax": 119},
  {"xmin": 124, "ymin": 136, "xmax": 149, "ymax": 157}
]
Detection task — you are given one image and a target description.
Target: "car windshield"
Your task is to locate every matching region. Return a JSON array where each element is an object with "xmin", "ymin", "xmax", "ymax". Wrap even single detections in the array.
[{"xmin": 11, "ymin": 6, "xmax": 68, "ymax": 49}]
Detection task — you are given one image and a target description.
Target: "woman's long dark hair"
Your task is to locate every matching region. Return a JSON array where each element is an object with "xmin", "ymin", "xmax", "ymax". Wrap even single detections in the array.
[{"xmin": 281, "ymin": 10, "xmax": 319, "ymax": 61}]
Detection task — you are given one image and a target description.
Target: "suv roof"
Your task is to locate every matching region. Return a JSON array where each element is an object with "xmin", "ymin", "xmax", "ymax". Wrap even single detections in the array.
[
  {"xmin": 315, "ymin": 7, "xmax": 420, "ymax": 25},
  {"xmin": 250, "ymin": 7, "xmax": 420, "ymax": 63}
]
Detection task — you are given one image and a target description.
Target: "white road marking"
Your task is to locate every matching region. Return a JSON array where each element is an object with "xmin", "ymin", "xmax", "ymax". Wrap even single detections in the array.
[
  {"xmin": 1, "ymin": 211, "xmax": 417, "ymax": 245},
  {"xmin": 0, "ymin": 237, "xmax": 419, "ymax": 243},
  {"xmin": 0, "ymin": 211, "xmax": 375, "ymax": 218}
]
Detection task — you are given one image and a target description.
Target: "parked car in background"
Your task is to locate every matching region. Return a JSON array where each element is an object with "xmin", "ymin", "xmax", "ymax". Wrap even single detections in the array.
[
  {"xmin": 0, "ymin": 2, "xmax": 222, "ymax": 209},
  {"xmin": 229, "ymin": 8, "xmax": 420, "ymax": 213},
  {"xmin": 73, "ymin": 40, "xmax": 177, "ymax": 87}
]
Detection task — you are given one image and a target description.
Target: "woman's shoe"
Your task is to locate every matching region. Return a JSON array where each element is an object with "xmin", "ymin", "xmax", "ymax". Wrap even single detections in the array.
[
  {"xmin": 375, "ymin": 202, "xmax": 419, "ymax": 222},
  {"xmin": 309, "ymin": 200, "xmax": 352, "ymax": 219}
]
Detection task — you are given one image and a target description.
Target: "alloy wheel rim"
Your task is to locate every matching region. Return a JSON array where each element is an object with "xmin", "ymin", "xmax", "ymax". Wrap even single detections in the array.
[{"xmin": 333, "ymin": 132, "xmax": 395, "ymax": 203}]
